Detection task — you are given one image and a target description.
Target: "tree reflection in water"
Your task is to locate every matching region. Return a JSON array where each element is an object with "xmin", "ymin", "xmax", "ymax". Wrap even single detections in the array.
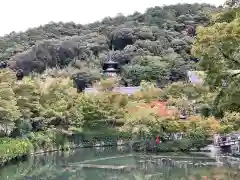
[{"xmin": 0, "ymin": 147, "xmax": 240, "ymax": 180}]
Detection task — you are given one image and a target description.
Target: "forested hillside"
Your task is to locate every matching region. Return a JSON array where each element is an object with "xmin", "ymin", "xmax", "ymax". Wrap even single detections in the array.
[
  {"xmin": 0, "ymin": 3, "xmax": 217, "ymax": 86},
  {"xmin": 2, "ymin": 2, "xmax": 240, "ymax": 170}
]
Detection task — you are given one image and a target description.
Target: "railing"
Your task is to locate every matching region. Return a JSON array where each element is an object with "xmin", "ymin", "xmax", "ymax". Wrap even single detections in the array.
[
  {"xmin": 216, "ymin": 140, "xmax": 238, "ymax": 147},
  {"xmin": 214, "ymin": 136, "xmax": 240, "ymax": 147}
]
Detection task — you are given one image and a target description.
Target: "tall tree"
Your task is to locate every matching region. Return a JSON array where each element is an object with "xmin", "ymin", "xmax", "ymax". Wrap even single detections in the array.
[
  {"xmin": 225, "ymin": 0, "xmax": 240, "ymax": 8},
  {"xmin": 192, "ymin": 10, "xmax": 240, "ymax": 113},
  {"xmin": 0, "ymin": 70, "xmax": 21, "ymax": 135}
]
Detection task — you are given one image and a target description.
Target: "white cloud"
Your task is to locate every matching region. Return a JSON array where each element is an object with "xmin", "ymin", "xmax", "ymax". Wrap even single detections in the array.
[{"xmin": 0, "ymin": 0, "xmax": 225, "ymax": 36}]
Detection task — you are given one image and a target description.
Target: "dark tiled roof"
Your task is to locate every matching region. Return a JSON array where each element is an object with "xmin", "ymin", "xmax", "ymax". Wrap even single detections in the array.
[
  {"xmin": 85, "ymin": 71, "xmax": 209, "ymax": 94},
  {"xmin": 85, "ymin": 86, "xmax": 141, "ymax": 95}
]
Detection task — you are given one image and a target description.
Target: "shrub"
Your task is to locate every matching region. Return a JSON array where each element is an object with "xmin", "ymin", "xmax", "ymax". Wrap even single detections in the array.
[
  {"xmin": 0, "ymin": 138, "xmax": 33, "ymax": 166},
  {"xmin": 132, "ymin": 138, "xmax": 210, "ymax": 152}
]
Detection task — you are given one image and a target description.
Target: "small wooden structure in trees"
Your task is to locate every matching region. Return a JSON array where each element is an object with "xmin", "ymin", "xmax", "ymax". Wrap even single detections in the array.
[{"xmin": 102, "ymin": 59, "xmax": 120, "ymax": 77}]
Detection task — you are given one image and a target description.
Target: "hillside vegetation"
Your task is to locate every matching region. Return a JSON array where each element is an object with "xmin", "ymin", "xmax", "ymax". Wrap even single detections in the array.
[
  {"xmin": 0, "ymin": 3, "xmax": 217, "ymax": 86},
  {"xmin": 1, "ymin": 2, "xmax": 240, "ymax": 168}
]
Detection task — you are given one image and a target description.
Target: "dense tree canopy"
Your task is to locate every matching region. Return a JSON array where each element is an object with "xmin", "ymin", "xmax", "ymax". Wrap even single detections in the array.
[
  {"xmin": 2, "ymin": 4, "xmax": 240, "ymax": 170},
  {"xmin": 192, "ymin": 6, "xmax": 240, "ymax": 114},
  {"xmin": 0, "ymin": 69, "xmax": 225, "ymax": 140},
  {"xmin": 225, "ymin": 0, "xmax": 240, "ymax": 8},
  {"xmin": 0, "ymin": 2, "xmax": 239, "ymax": 137},
  {"xmin": 0, "ymin": 3, "xmax": 217, "ymax": 86}
]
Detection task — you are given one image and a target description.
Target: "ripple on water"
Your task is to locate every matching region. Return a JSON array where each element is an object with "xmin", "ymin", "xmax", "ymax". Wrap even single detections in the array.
[{"xmin": 1, "ymin": 147, "xmax": 240, "ymax": 180}]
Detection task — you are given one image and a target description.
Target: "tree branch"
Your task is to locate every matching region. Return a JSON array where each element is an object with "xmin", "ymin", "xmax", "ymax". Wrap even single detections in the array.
[{"xmin": 231, "ymin": 72, "xmax": 240, "ymax": 77}]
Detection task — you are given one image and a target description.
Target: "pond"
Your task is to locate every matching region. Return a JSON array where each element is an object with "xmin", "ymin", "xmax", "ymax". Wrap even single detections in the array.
[{"xmin": 1, "ymin": 146, "xmax": 240, "ymax": 180}]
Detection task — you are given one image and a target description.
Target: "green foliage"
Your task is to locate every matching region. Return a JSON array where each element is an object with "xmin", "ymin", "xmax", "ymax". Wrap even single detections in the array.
[
  {"xmin": 0, "ymin": 70, "xmax": 21, "ymax": 134},
  {"xmin": 94, "ymin": 77, "xmax": 119, "ymax": 92},
  {"xmin": 1, "ymin": 3, "xmax": 240, "ymax": 166},
  {"xmin": 0, "ymin": 69, "xmax": 225, "ymax": 165},
  {"xmin": 26, "ymin": 130, "xmax": 73, "ymax": 151},
  {"xmin": 133, "ymin": 138, "xmax": 211, "ymax": 152},
  {"xmin": 122, "ymin": 107, "xmax": 159, "ymax": 138},
  {"xmin": 212, "ymin": 8, "xmax": 240, "ymax": 23},
  {"xmin": 192, "ymin": 16, "xmax": 240, "ymax": 74},
  {"xmin": 122, "ymin": 56, "xmax": 170, "ymax": 85},
  {"xmin": 0, "ymin": 71, "xmax": 129, "ymax": 138},
  {"xmin": 164, "ymin": 82, "xmax": 213, "ymax": 117},
  {"xmin": 221, "ymin": 111, "xmax": 240, "ymax": 132},
  {"xmin": 0, "ymin": 3, "xmax": 216, "ymax": 86},
  {"xmin": 164, "ymin": 81, "xmax": 209, "ymax": 100},
  {"xmin": 192, "ymin": 7, "xmax": 240, "ymax": 114},
  {"xmin": 0, "ymin": 138, "xmax": 32, "ymax": 166},
  {"xmin": 156, "ymin": 139, "xmax": 199, "ymax": 152},
  {"xmin": 27, "ymin": 131, "xmax": 56, "ymax": 150},
  {"xmin": 13, "ymin": 77, "xmax": 43, "ymax": 119},
  {"xmin": 225, "ymin": 0, "xmax": 240, "ymax": 8}
]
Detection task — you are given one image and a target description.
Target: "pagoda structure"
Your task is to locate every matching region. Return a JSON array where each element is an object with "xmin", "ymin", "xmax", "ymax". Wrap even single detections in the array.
[
  {"xmin": 84, "ymin": 59, "xmax": 141, "ymax": 94},
  {"xmin": 102, "ymin": 59, "xmax": 120, "ymax": 77}
]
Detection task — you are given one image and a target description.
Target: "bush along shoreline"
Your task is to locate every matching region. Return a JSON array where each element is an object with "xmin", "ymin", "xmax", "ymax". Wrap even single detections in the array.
[
  {"xmin": 0, "ymin": 138, "xmax": 32, "ymax": 167},
  {"xmin": 0, "ymin": 70, "xmax": 235, "ymax": 169},
  {"xmin": 0, "ymin": 76, "xmax": 223, "ymax": 168},
  {"xmin": 132, "ymin": 138, "xmax": 212, "ymax": 152},
  {"xmin": 0, "ymin": 129, "xmax": 132, "ymax": 167},
  {"xmin": 0, "ymin": 129, "xmax": 212, "ymax": 168}
]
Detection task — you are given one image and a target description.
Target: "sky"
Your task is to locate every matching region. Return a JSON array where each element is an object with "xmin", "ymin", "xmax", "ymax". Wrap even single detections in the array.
[{"xmin": 0, "ymin": 0, "xmax": 225, "ymax": 36}]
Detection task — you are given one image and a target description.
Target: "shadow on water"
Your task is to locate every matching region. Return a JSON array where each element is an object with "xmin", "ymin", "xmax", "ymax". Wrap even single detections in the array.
[{"xmin": 1, "ymin": 147, "xmax": 240, "ymax": 180}]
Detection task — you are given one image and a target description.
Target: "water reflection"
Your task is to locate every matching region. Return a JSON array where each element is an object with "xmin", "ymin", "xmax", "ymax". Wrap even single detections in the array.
[{"xmin": 0, "ymin": 147, "xmax": 240, "ymax": 180}]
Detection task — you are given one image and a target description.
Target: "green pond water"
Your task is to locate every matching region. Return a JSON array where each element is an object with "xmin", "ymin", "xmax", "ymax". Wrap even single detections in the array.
[{"xmin": 0, "ymin": 146, "xmax": 240, "ymax": 180}]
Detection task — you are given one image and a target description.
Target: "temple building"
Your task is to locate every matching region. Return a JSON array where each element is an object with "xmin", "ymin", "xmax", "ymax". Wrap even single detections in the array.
[
  {"xmin": 85, "ymin": 70, "xmax": 204, "ymax": 95},
  {"xmin": 85, "ymin": 59, "xmax": 141, "ymax": 95},
  {"xmin": 85, "ymin": 86, "xmax": 141, "ymax": 95}
]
